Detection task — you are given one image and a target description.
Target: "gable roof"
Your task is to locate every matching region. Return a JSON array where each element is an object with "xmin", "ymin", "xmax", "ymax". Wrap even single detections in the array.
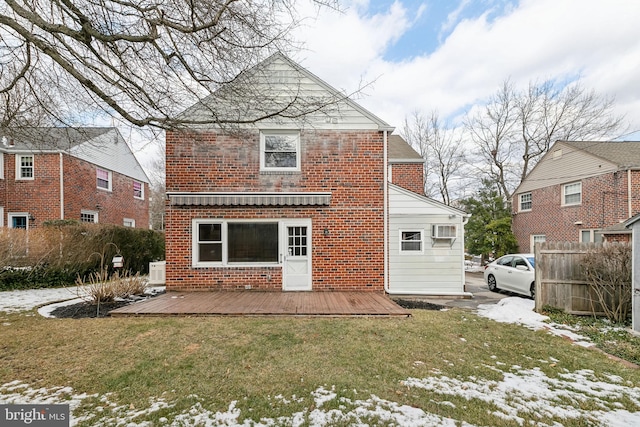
[
  {"xmin": 514, "ymin": 140, "xmax": 640, "ymax": 196},
  {"xmin": 1, "ymin": 127, "xmax": 150, "ymax": 183},
  {"xmin": 561, "ymin": 141, "xmax": 640, "ymax": 168},
  {"xmin": 388, "ymin": 135, "xmax": 424, "ymax": 163},
  {"xmin": 389, "ymin": 183, "xmax": 469, "ymax": 217},
  {"xmin": 178, "ymin": 52, "xmax": 394, "ymax": 131}
]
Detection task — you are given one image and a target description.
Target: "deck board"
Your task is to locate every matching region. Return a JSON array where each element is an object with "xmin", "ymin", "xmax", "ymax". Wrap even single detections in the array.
[{"xmin": 110, "ymin": 291, "xmax": 411, "ymax": 317}]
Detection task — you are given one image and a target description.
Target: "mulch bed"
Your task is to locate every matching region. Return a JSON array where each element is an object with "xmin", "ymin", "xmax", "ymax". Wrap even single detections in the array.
[
  {"xmin": 50, "ymin": 291, "xmax": 165, "ymax": 319},
  {"xmin": 394, "ymin": 299, "xmax": 446, "ymax": 310}
]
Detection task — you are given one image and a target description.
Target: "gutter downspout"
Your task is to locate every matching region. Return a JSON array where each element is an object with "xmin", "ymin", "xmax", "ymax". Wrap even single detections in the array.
[
  {"xmin": 629, "ymin": 169, "xmax": 633, "ymax": 218},
  {"xmin": 383, "ymin": 130, "xmax": 389, "ymax": 293},
  {"xmin": 59, "ymin": 153, "xmax": 64, "ymax": 219}
]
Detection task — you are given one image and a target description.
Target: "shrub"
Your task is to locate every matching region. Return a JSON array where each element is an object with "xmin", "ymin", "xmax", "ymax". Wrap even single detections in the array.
[
  {"xmin": 581, "ymin": 244, "xmax": 632, "ymax": 324},
  {"xmin": 76, "ymin": 268, "xmax": 147, "ymax": 303},
  {"xmin": 0, "ymin": 223, "xmax": 164, "ymax": 290}
]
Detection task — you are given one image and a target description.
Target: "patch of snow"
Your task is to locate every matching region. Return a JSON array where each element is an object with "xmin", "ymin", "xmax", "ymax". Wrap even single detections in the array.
[{"xmin": 476, "ymin": 297, "xmax": 593, "ymax": 346}]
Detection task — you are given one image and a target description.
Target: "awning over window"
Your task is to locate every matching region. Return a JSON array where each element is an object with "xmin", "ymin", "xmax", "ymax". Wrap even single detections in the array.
[{"xmin": 168, "ymin": 192, "xmax": 332, "ymax": 206}]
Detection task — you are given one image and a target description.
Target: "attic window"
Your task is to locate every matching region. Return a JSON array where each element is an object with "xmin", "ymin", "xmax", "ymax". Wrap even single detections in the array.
[{"xmin": 260, "ymin": 131, "xmax": 300, "ymax": 172}]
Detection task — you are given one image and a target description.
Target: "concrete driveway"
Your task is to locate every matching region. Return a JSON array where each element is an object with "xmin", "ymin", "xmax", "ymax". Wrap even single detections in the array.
[{"xmin": 392, "ymin": 271, "xmax": 513, "ymax": 310}]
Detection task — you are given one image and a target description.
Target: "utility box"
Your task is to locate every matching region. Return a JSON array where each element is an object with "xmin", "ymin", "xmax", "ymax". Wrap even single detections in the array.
[{"xmin": 149, "ymin": 261, "xmax": 166, "ymax": 285}]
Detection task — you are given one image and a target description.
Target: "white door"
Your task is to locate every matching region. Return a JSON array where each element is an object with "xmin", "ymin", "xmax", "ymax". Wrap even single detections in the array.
[{"xmin": 282, "ymin": 221, "xmax": 312, "ymax": 291}]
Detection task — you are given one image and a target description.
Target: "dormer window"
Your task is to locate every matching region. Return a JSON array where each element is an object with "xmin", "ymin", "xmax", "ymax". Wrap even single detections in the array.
[{"xmin": 260, "ymin": 131, "xmax": 300, "ymax": 172}]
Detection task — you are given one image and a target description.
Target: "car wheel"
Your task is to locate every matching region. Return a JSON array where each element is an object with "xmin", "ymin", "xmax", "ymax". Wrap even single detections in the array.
[
  {"xmin": 487, "ymin": 275, "xmax": 498, "ymax": 292},
  {"xmin": 530, "ymin": 282, "xmax": 535, "ymax": 299}
]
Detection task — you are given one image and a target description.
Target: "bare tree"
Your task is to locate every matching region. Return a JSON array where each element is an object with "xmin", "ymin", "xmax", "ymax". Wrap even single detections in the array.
[
  {"xmin": 0, "ymin": 0, "xmax": 341, "ymax": 130},
  {"xmin": 465, "ymin": 79, "xmax": 626, "ymax": 199},
  {"xmin": 402, "ymin": 110, "xmax": 467, "ymax": 205}
]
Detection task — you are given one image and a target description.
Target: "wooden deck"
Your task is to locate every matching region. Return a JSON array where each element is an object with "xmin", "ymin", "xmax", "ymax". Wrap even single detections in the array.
[{"xmin": 109, "ymin": 291, "xmax": 411, "ymax": 317}]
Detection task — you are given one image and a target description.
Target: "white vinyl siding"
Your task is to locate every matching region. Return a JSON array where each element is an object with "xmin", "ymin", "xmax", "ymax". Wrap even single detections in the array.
[
  {"xmin": 388, "ymin": 185, "xmax": 465, "ymax": 295},
  {"xmin": 563, "ymin": 182, "xmax": 582, "ymax": 205}
]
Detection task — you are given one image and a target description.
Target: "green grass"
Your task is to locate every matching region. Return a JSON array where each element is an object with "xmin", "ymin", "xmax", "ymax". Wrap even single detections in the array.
[
  {"xmin": 542, "ymin": 305, "xmax": 640, "ymax": 365},
  {"xmin": 1, "ymin": 309, "xmax": 639, "ymax": 426}
]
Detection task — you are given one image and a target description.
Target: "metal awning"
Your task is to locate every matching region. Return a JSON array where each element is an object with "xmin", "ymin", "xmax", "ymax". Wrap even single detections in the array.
[{"xmin": 168, "ymin": 192, "xmax": 332, "ymax": 206}]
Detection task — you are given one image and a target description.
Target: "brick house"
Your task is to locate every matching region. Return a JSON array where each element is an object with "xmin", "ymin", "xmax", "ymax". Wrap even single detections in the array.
[
  {"xmin": 512, "ymin": 140, "xmax": 640, "ymax": 252},
  {"xmin": 165, "ymin": 53, "xmax": 468, "ymax": 295},
  {"xmin": 0, "ymin": 127, "xmax": 150, "ymax": 229}
]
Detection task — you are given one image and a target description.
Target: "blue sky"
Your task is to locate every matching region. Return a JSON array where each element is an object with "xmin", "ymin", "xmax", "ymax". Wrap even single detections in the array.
[{"xmin": 286, "ymin": 0, "xmax": 640, "ymax": 138}]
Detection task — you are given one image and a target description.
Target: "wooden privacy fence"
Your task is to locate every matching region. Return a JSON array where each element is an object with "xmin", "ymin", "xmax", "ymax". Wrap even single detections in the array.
[{"xmin": 534, "ymin": 241, "xmax": 630, "ymax": 315}]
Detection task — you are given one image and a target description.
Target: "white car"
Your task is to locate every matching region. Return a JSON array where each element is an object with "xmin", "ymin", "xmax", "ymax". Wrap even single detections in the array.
[{"xmin": 483, "ymin": 254, "xmax": 536, "ymax": 298}]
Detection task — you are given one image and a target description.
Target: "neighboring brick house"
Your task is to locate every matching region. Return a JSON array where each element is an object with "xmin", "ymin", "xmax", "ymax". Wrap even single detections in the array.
[
  {"xmin": 165, "ymin": 53, "xmax": 468, "ymax": 295},
  {"xmin": 512, "ymin": 140, "xmax": 640, "ymax": 252},
  {"xmin": 0, "ymin": 127, "xmax": 150, "ymax": 229}
]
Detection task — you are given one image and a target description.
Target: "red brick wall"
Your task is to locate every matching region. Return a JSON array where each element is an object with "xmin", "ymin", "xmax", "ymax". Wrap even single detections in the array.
[
  {"xmin": 0, "ymin": 152, "xmax": 149, "ymax": 228},
  {"xmin": 63, "ymin": 155, "xmax": 149, "ymax": 228},
  {"xmin": 391, "ymin": 163, "xmax": 424, "ymax": 195},
  {"xmin": 165, "ymin": 129, "xmax": 385, "ymax": 291},
  {"xmin": 513, "ymin": 171, "xmax": 631, "ymax": 252},
  {"xmin": 1, "ymin": 152, "xmax": 61, "ymax": 227}
]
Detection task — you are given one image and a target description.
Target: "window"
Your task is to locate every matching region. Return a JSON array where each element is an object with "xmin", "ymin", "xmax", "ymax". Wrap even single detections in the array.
[
  {"xmin": 80, "ymin": 210, "xmax": 98, "ymax": 223},
  {"xmin": 133, "ymin": 181, "xmax": 144, "ymax": 199},
  {"xmin": 197, "ymin": 223, "xmax": 222, "ymax": 262},
  {"xmin": 563, "ymin": 182, "xmax": 582, "ymax": 205},
  {"xmin": 0, "ymin": 153, "xmax": 4, "ymax": 179},
  {"xmin": 400, "ymin": 230, "xmax": 423, "ymax": 253},
  {"xmin": 581, "ymin": 229, "xmax": 602, "ymax": 243},
  {"xmin": 8, "ymin": 213, "xmax": 28, "ymax": 229},
  {"xmin": 193, "ymin": 220, "xmax": 279, "ymax": 265},
  {"xmin": 530, "ymin": 234, "xmax": 546, "ymax": 250},
  {"xmin": 432, "ymin": 224, "xmax": 456, "ymax": 239},
  {"xmin": 16, "ymin": 155, "xmax": 34, "ymax": 180},
  {"xmin": 0, "ymin": 207, "xmax": 3, "ymax": 227},
  {"xmin": 519, "ymin": 192, "xmax": 532, "ymax": 211},
  {"xmin": 97, "ymin": 168, "xmax": 112, "ymax": 191},
  {"xmin": 260, "ymin": 131, "xmax": 300, "ymax": 171},
  {"xmin": 123, "ymin": 218, "xmax": 135, "ymax": 227}
]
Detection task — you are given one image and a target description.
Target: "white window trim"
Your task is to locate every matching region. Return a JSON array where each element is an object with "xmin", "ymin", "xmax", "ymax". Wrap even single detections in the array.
[
  {"xmin": 530, "ymin": 234, "xmax": 546, "ymax": 250},
  {"xmin": 16, "ymin": 154, "xmax": 34, "ymax": 181},
  {"xmin": 519, "ymin": 192, "xmax": 532, "ymax": 212},
  {"xmin": 8, "ymin": 212, "xmax": 29, "ymax": 229},
  {"xmin": 0, "ymin": 153, "xmax": 4, "ymax": 179},
  {"xmin": 123, "ymin": 218, "xmax": 136, "ymax": 227},
  {"xmin": 399, "ymin": 229, "xmax": 424, "ymax": 254},
  {"xmin": 133, "ymin": 180, "xmax": 144, "ymax": 200},
  {"xmin": 81, "ymin": 209, "xmax": 99, "ymax": 223},
  {"xmin": 259, "ymin": 130, "xmax": 301, "ymax": 172},
  {"xmin": 562, "ymin": 181, "xmax": 582, "ymax": 206},
  {"xmin": 0, "ymin": 207, "xmax": 4, "ymax": 227},
  {"xmin": 193, "ymin": 219, "xmax": 282, "ymax": 267},
  {"xmin": 97, "ymin": 168, "xmax": 113, "ymax": 191},
  {"xmin": 580, "ymin": 229, "xmax": 602, "ymax": 243}
]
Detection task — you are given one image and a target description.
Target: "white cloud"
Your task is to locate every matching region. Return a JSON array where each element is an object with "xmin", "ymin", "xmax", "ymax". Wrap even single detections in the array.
[{"xmin": 292, "ymin": 0, "xmax": 640, "ymax": 132}]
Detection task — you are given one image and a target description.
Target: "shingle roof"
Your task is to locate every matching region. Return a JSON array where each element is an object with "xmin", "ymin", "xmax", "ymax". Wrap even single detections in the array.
[
  {"xmin": 562, "ymin": 141, "xmax": 640, "ymax": 168},
  {"xmin": 1, "ymin": 127, "xmax": 113, "ymax": 151},
  {"xmin": 388, "ymin": 135, "xmax": 423, "ymax": 162}
]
